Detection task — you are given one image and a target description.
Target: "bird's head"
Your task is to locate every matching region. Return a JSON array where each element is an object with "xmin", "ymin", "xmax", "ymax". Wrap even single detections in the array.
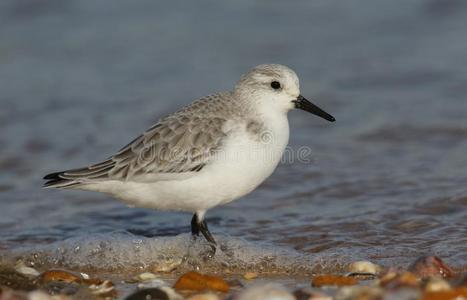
[{"xmin": 235, "ymin": 64, "xmax": 335, "ymax": 122}]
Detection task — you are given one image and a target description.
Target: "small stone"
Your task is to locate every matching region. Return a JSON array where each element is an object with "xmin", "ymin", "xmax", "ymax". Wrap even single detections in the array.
[
  {"xmin": 312, "ymin": 275, "xmax": 358, "ymax": 287},
  {"xmin": 38, "ymin": 270, "xmax": 82, "ymax": 284},
  {"xmin": 28, "ymin": 290, "xmax": 54, "ymax": 300},
  {"xmin": 408, "ymin": 256, "xmax": 455, "ymax": 279},
  {"xmin": 335, "ymin": 286, "xmax": 384, "ymax": 300},
  {"xmin": 186, "ymin": 293, "xmax": 220, "ymax": 300},
  {"xmin": 39, "ymin": 269, "xmax": 105, "ymax": 287},
  {"xmin": 234, "ymin": 283, "xmax": 295, "ymax": 300},
  {"xmin": 15, "ymin": 261, "xmax": 40, "ymax": 277},
  {"xmin": 424, "ymin": 277, "xmax": 451, "ymax": 292},
  {"xmin": 348, "ymin": 261, "xmax": 382, "ymax": 275},
  {"xmin": 174, "ymin": 271, "xmax": 229, "ymax": 293},
  {"xmin": 243, "ymin": 272, "xmax": 259, "ymax": 280},
  {"xmin": 137, "ymin": 272, "xmax": 159, "ymax": 281}
]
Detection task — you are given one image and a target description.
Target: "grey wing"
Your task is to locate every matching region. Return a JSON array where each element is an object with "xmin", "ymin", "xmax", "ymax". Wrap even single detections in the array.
[
  {"xmin": 44, "ymin": 116, "xmax": 227, "ymax": 186},
  {"xmin": 109, "ymin": 115, "xmax": 227, "ymax": 180}
]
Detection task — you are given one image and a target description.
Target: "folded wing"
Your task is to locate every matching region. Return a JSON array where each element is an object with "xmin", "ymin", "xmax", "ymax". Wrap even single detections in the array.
[{"xmin": 44, "ymin": 108, "xmax": 227, "ymax": 188}]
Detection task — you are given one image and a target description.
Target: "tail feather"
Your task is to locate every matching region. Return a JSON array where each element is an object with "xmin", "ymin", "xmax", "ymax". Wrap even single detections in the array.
[
  {"xmin": 43, "ymin": 171, "xmax": 80, "ymax": 188},
  {"xmin": 43, "ymin": 159, "xmax": 115, "ymax": 188}
]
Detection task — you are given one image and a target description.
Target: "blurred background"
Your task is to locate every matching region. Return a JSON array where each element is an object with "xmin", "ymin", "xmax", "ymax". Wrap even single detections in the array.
[{"xmin": 0, "ymin": 0, "xmax": 466, "ymax": 269}]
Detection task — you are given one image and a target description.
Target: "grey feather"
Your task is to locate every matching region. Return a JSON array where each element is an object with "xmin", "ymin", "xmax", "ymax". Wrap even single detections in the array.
[{"xmin": 44, "ymin": 92, "xmax": 245, "ymax": 186}]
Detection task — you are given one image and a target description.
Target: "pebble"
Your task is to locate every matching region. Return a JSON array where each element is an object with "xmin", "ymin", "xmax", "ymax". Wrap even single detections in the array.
[
  {"xmin": 312, "ymin": 275, "xmax": 358, "ymax": 287},
  {"xmin": 424, "ymin": 277, "xmax": 451, "ymax": 292},
  {"xmin": 233, "ymin": 283, "xmax": 295, "ymax": 300},
  {"xmin": 14, "ymin": 261, "xmax": 40, "ymax": 277},
  {"xmin": 408, "ymin": 256, "xmax": 455, "ymax": 279},
  {"xmin": 137, "ymin": 272, "xmax": 159, "ymax": 281},
  {"xmin": 38, "ymin": 270, "xmax": 82, "ymax": 284},
  {"xmin": 347, "ymin": 261, "xmax": 382, "ymax": 275},
  {"xmin": 174, "ymin": 271, "xmax": 229, "ymax": 293},
  {"xmin": 186, "ymin": 293, "xmax": 220, "ymax": 300},
  {"xmin": 28, "ymin": 291, "xmax": 51, "ymax": 300},
  {"xmin": 335, "ymin": 286, "xmax": 384, "ymax": 300}
]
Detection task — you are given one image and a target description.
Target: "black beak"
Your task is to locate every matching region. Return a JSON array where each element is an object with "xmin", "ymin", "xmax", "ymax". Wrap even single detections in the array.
[{"xmin": 293, "ymin": 95, "xmax": 335, "ymax": 122}]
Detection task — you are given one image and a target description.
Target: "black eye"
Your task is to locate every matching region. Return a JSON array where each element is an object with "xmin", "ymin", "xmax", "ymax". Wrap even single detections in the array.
[{"xmin": 270, "ymin": 81, "xmax": 281, "ymax": 90}]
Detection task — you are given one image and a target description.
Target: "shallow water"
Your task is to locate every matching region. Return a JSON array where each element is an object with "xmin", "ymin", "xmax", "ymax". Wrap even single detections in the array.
[{"xmin": 0, "ymin": 0, "xmax": 466, "ymax": 277}]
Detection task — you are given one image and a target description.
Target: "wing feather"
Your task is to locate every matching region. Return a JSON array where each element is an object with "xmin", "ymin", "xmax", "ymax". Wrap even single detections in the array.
[{"xmin": 43, "ymin": 92, "xmax": 235, "ymax": 187}]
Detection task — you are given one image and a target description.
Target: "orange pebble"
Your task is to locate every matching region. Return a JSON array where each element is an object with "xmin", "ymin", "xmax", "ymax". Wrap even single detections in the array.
[
  {"xmin": 311, "ymin": 275, "xmax": 358, "ymax": 287},
  {"xmin": 174, "ymin": 271, "xmax": 229, "ymax": 293},
  {"xmin": 39, "ymin": 269, "xmax": 82, "ymax": 283}
]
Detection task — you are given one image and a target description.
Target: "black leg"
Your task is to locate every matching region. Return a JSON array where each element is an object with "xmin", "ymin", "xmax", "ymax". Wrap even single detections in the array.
[
  {"xmin": 190, "ymin": 213, "xmax": 217, "ymax": 256},
  {"xmin": 191, "ymin": 213, "xmax": 200, "ymax": 236},
  {"xmin": 199, "ymin": 219, "xmax": 216, "ymax": 246}
]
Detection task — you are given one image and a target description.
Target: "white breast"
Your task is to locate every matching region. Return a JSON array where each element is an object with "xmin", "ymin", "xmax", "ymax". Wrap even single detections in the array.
[{"xmin": 205, "ymin": 116, "xmax": 290, "ymax": 206}]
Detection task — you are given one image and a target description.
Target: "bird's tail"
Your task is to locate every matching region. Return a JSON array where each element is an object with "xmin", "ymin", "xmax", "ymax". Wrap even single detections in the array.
[
  {"xmin": 43, "ymin": 171, "xmax": 81, "ymax": 188},
  {"xmin": 43, "ymin": 159, "xmax": 115, "ymax": 188}
]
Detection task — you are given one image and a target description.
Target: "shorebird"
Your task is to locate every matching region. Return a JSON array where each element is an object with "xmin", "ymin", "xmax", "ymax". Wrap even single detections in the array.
[{"xmin": 44, "ymin": 64, "xmax": 335, "ymax": 254}]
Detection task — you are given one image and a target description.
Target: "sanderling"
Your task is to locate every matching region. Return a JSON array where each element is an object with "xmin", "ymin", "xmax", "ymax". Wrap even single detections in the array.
[{"xmin": 44, "ymin": 64, "xmax": 335, "ymax": 254}]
